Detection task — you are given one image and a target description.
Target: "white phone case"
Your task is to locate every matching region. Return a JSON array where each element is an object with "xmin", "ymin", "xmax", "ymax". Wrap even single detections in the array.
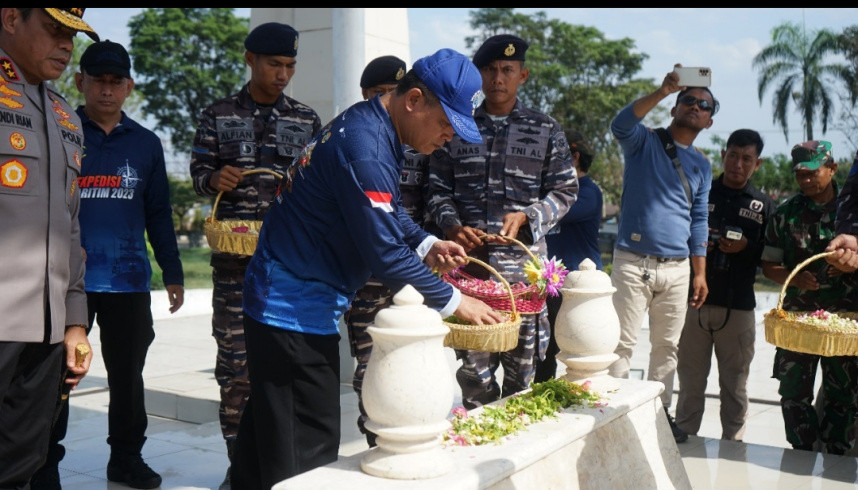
[{"xmin": 674, "ymin": 67, "xmax": 711, "ymax": 87}]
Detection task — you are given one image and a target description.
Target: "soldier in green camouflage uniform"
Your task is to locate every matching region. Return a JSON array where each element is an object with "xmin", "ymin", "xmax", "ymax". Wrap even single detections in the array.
[
  {"xmin": 427, "ymin": 35, "xmax": 577, "ymax": 409},
  {"xmin": 189, "ymin": 23, "xmax": 321, "ymax": 477},
  {"xmin": 761, "ymin": 140, "xmax": 858, "ymax": 455}
]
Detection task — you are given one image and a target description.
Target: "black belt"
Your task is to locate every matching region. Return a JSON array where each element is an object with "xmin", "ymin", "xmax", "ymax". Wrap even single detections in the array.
[
  {"xmin": 622, "ymin": 249, "xmax": 685, "ymax": 263},
  {"xmin": 642, "ymin": 254, "xmax": 684, "ymax": 263}
]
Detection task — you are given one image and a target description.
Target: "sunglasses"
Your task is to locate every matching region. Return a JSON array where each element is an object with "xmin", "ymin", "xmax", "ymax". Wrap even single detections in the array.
[{"xmin": 678, "ymin": 95, "xmax": 715, "ymax": 113}]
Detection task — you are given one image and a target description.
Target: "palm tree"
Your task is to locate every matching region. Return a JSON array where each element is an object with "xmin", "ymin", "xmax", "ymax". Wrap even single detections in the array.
[{"xmin": 752, "ymin": 22, "xmax": 856, "ymax": 144}]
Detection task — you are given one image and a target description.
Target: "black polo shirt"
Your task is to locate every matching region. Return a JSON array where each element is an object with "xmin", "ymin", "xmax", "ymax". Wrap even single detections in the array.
[{"xmin": 703, "ymin": 175, "xmax": 775, "ymax": 310}]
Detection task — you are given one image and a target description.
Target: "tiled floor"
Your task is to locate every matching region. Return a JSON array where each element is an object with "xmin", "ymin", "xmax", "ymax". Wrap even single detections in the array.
[{"xmin": 50, "ymin": 290, "xmax": 857, "ymax": 489}]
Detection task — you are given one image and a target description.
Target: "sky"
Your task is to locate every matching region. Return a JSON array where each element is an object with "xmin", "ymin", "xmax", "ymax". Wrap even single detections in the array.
[{"xmin": 83, "ymin": 8, "xmax": 858, "ymax": 161}]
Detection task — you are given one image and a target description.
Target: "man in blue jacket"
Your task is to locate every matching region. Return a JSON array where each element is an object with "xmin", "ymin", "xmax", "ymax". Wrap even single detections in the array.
[
  {"xmin": 230, "ymin": 48, "xmax": 502, "ymax": 488},
  {"xmin": 32, "ymin": 40, "xmax": 184, "ymax": 490},
  {"xmin": 608, "ymin": 64, "xmax": 713, "ymax": 444}
]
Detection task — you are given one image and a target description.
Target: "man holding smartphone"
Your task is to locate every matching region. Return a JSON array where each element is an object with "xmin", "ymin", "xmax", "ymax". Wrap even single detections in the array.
[
  {"xmin": 675, "ymin": 129, "xmax": 774, "ymax": 442},
  {"xmin": 608, "ymin": 64, "xmax": 715, "ymax": 444}
]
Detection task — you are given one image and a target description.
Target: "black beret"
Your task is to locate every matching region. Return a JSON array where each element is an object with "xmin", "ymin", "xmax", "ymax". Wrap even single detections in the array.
[
  {"xmin": 360, "ymin": 55, "xmax": 407, "ymax": 89},
  {"xmin": 472, "ymin": 34, "xmax": 529, "ymax": 68},
  {"xmin": 565, "ymin": 129, "xmax": 593, "ymax": 159},
  {"xmin": 245, "ymin": 22, "xmax": 299, "ymax": 57}
]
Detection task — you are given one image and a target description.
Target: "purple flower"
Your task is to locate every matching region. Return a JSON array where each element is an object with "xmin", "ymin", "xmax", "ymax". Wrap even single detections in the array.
[{"xmin": 541, "ymin": 257, "xmax": 568, "ymax": 297}]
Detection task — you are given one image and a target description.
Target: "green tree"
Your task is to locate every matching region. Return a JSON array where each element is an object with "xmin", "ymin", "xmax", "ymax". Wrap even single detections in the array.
[
  {"xmin": 750, "ymin": 153, "xmax": 796, "ymax": 203},
  {"xmin": 752, "ymin": 22, "xmax": 856, "ymax": 144},
  {"xmin": 168, "ymin": 175, "xmax": 210, "ymax": 247},
  {"xmin": 836, "ymin": 25, "xmax": 858, "ymax": 151},
  {"xmin": 464, "ymin": 8, "xmax": 659, "ymax": 208},
  {"xmin": 128, "ymin": 8, "xmax": 248, "ymax": 156}
]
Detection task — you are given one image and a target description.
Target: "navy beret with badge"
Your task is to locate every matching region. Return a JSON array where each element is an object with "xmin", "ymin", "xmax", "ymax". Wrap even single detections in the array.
[
  {"xmin": 244, "ymin": 22, "xmax": 299, "ymax": 57},
  {"xmin": 472, "ymin": 34, "xmax": 529, "ymax": 69},
  {"xmin": 360, "ymin": 55, "xmax": 406, "ymax": 89}
]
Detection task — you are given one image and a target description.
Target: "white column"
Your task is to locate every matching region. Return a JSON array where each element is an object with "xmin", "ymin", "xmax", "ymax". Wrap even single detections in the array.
[{"xmin": 332, "ymin": 8, "xmax": 366, "ymax": 114}]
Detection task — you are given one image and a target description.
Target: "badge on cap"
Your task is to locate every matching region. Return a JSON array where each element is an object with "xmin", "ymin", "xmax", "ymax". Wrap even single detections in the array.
[
  {"xmin": 504, "ymin": 44, "xmax": 515, "ymax": 57},
  {"xmin": 395, "ymin": 67, "xmax": 405, "ymax": 81}
]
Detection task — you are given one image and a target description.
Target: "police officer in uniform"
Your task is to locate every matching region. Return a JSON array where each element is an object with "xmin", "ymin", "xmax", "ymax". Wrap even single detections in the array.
[
  {"xmin": 0, "ymin": 8, "xmax": 97, "ymax": 488},
  {"xmin": 345, "ymin": 54, "xmax": 442, "ymax": 448},
  {"xmin": 675, "ymin": 129, "xmax": 774, "ymax": 442},
  {"xmin": 427, "ymin": 34, "xmax": 577, "ymax": 409},
  {"xmin": 189, "ymin": 22, "xmax": 321, "ymax": 488}
]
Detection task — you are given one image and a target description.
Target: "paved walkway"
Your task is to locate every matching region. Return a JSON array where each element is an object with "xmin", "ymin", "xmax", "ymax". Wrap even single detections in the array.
[{"xmin": 54, "ymin": 290, "xmax": 857, "ymax": 489}]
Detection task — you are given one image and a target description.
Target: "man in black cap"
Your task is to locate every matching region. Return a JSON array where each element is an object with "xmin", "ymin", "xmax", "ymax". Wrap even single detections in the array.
[
  {"xmin": 189, "ymin": 21, "xmax": 321, "ymax": 489},
  {"xmin": 0, "ymin": 8, "xmax": 96, "ymax": 489},
  {"xmin": 427, "ymin": 34, "xmax": 577, "ymax": 410},
  {"xmin": 32, "ymin": 39, "xmax": 185, "ymax": 490}
]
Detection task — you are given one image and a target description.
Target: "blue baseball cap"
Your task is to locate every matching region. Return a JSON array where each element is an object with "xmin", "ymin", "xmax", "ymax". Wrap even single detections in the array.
[{"xmin": 412, "ymin": 49, "xmax": 483, "ymax": 144}]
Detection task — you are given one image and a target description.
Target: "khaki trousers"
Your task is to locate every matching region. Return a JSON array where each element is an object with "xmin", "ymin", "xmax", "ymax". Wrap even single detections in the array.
[
  {"xmin": 609, "ymin": 248, "xmax": 690, "ymax": 407},
  {"xmin": 675, "ymin": 305, "xmax": 755, "ymax": 440}
]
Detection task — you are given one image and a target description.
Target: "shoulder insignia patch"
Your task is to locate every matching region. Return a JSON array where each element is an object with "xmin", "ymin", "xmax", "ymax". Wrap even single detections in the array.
[{"xmin": 0, "ymin": 58, "xmax": 19, "ymax": 82}]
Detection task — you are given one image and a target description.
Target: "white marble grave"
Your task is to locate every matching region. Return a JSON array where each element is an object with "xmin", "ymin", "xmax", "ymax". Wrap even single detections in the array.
[{"xmin": 277, "ymin": 377, "xmax": 692, "ymax": 489}]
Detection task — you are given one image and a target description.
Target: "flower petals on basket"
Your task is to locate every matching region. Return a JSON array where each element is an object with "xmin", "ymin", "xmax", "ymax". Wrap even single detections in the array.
[
  {"xmin": 523, "ymin": 255, "xmax": 568, "ymax": 298},
  {"xmin": 795, "ymin": 309, "xmax": 858, "ymax": 330}
]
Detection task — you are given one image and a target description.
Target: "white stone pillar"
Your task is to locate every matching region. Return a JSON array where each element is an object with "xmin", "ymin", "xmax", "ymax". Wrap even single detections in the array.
[
  {"xmin": 332, "ymin": 8, "xmax": 365, "ymax": 115},
  {"xmin": 554, "ymin": 258, "xmax": 621, "ymax": 394},
  {"xmin": 360, "ymin": 285, "xmax": 454, "ymax": 479}
]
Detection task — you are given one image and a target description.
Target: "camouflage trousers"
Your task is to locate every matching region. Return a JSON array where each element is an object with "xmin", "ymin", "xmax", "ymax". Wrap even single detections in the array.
[
  {"xmin": 773, "ymin": 347, "xmax": 858, "ymax": 453},
  {"xmin": 343, "ymin": 281, "xmax": 393, "ymax": 439},
  {"xmin": 456, "ymin": 310, "xmax": 549, "ymax": 410},
  {"xmin": 212, "ymin": 265, "xmax": 250, "ymax": 453}
]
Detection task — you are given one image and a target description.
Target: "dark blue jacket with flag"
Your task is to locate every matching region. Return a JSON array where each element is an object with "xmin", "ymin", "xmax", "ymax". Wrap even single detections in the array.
[{"xmin": 242, "ymin": 97, "xmax": 458, "ymax": 335}]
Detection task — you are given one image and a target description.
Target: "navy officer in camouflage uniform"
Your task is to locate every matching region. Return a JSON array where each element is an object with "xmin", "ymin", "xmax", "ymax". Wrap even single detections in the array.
[
  {"xmin": 189, "ymin": 22, "xmax": 321, "ymax": 485},
  {"xmin": 344, "ymin": 55, "xmax": 438, "ymax": 447},
  {"xmin": 427, "ymin": 34, "xmax": 578, "ymax": 409},
  {"xmin": 761, "ymin": 140, "xmax": 858, "ymax": 455}
]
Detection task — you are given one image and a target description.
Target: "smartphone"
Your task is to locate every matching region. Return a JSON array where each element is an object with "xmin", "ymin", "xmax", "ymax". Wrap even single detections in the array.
[{"xmin": 674, "ymin": 66, "xmax": 711, "ymax": 87}]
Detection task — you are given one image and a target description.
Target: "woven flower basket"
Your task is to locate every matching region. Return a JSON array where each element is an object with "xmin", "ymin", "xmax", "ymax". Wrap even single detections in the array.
[
  {"xmin": 204, "ymin": 168, "xmax": 283, "ymax": 257},
  {"xmin": 763, "ymin": 251, "xmax": 858, "ymax": 357},
  {"xmin": 443, "ymin": 234, "xmax": 546, "ymax": 315},
  {"xmin": 443, "ymin": 256, "xmax": 522, "ymax": 353}
]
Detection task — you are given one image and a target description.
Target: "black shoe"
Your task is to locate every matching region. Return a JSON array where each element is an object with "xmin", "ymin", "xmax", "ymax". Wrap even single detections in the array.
[
  {"xmin": 30, "ymin": 463, "xmax": 61, "ymax": 490},
  {"xmin": 664, "ymin": 407, "xmax": 688, "ymax": 443},
  {"xmin": 365, "ymin": 431, "xmax": 378, "ymax": 448},
  {"xmin": 107, "ymin": 454, "xmax": 162, "ymax": 489}
]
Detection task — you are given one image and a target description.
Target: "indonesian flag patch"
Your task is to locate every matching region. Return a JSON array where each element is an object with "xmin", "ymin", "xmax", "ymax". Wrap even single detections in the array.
[{"xmin": 365, "ymin": 191, "xmax": 393, "ymax": 213}]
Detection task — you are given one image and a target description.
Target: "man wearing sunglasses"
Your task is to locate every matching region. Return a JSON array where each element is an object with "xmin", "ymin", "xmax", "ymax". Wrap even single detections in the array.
[{"xmin": 608, "ymin": 64, "xmax": 716, "ymax": 444}]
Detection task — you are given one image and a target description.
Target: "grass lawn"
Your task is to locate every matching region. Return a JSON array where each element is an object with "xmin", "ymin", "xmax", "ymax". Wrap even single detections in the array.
[
  {"xmin": 153, "ymin": 247, "xmax": 786, "ymax": 295},
  {"xmin": 149, "ymin": 246, "xmax": 212, "ymax": 290}
]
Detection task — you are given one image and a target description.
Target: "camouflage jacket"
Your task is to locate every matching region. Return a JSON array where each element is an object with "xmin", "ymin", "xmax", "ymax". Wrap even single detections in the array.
[
  {"xmin": 762, "ymin": 182, "xmax": 857, "ymax": 310},
  {"xmin": 835, "ymin": 150, "xmax": 858, "ymax": 235},
  {"xmin": 400, "ymin": 146, "xmax": 434, "ymax": 231},
  {"xmin": 427, "ymin": 99, "xmax": 578, "ymax": 282}
]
